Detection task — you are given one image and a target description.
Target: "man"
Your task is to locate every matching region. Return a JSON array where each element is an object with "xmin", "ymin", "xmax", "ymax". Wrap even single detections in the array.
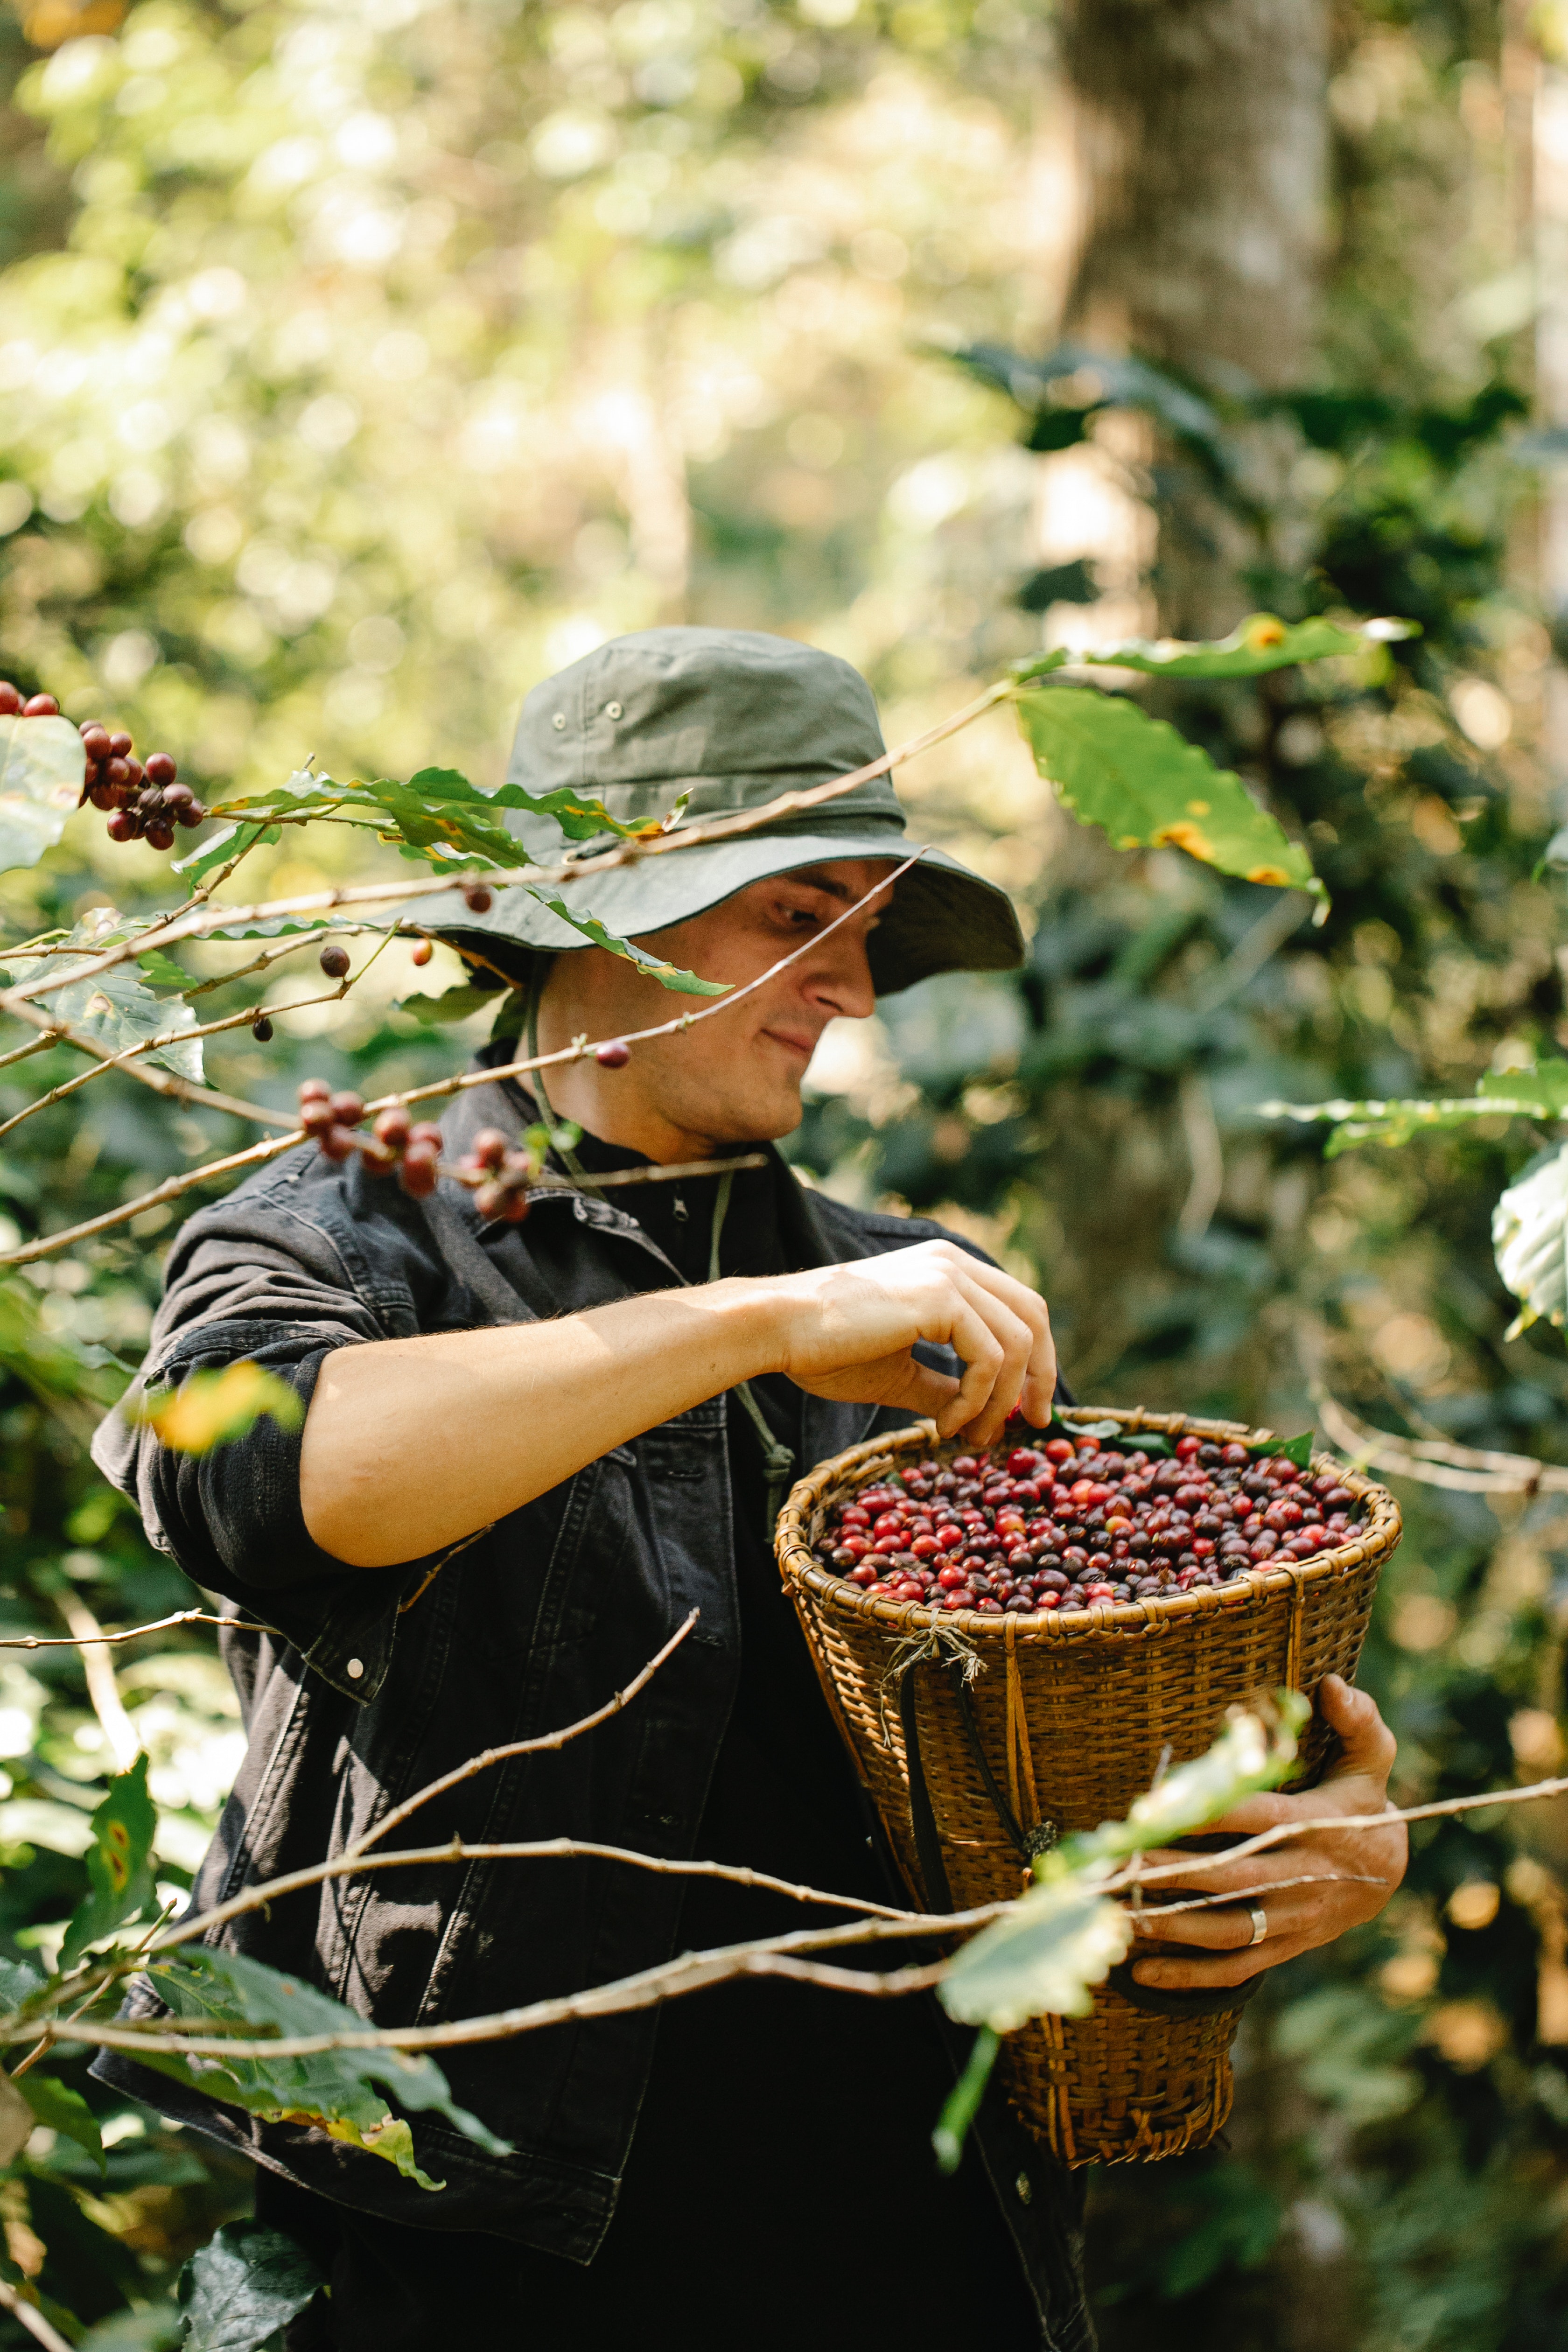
[{"xmin": 94, "ymin": 628, "xmax": 1405, "ymax": 2350}]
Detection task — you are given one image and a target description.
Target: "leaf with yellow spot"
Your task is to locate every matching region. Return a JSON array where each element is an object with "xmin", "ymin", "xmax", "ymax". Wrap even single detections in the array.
[
  {"xmin": 132, "ymin": 1360, "xmax": 304, "ymax": 1455},
  {"xmin": 1015, "ymin": 686, "xmax": 1324, "ymax": 901},
  {"xmin": 60, "ymin": 1755, "xmax": 157, "ymax": 1968}
]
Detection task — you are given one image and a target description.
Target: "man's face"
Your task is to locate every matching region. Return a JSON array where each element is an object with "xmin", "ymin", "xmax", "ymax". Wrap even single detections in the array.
[{"xmin": 536, "ymin": 857, "xmax": 898, "ymax": 1156}]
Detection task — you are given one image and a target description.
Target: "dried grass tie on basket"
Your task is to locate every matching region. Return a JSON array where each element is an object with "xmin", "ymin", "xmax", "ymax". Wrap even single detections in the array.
[{"xmin": 774, "ymin": 1405, "xmax": 1401, "ymax": 2167}]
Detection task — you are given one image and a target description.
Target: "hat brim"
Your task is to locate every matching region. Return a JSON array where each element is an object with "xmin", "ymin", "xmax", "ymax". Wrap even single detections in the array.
[{"xmin": 401, "ymin": 822, "xmax": 1023, "ymax": 998}]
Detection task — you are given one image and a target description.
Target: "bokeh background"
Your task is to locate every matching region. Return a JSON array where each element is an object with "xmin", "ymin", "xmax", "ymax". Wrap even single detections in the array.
[{"xmin": 5, "ymin": 0, "xmax": 1568, "ymax": 2344}]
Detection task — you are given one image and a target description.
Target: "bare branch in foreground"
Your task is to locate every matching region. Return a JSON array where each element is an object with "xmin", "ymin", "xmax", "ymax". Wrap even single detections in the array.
[
  {"xmin": 0, "ymin": 1607, "xmax": 281, "ymax": 1652},
  {"xmin": 17, "ymin": 1905, "xmax": 1003, "ymax": 2061},
  {"xmin": 0, "ymin": 2275, "xmax": 74, "ymax": 2352},
  {"xmin": 1317, "ymin": 1389, "xmax": 1568, "ymax": 1497},
  {"xmin": 49, "ymin": 1588, "xmax": 139, "ymax": 1774}
]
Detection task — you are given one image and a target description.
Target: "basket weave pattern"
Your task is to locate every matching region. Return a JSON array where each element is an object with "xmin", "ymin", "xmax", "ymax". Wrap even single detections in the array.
[{"xmin": 774, "ymin": 1406, "xmax": 1401, "ymax": 2166}]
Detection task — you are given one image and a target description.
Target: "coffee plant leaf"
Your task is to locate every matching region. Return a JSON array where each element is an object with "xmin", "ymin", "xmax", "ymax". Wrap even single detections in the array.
[
  {"xmin": 0, "ymin": 1958, "xmax": 46, "ymax": 2015},
  {"xmin": 60, "ymin": 1755, "xmax": 158, "ymax": 1970},
  {"xmin": 171, "ymin": 819, "xmax": 280, "ymax": 882},
  {"xmin": 939, "ymin": 1876, "xmax": 1134, "ymax": 2032},
  {"xmin": 394, "ymin": 983, "xmax": 498, "ymax": 1026},
  {"xmin": 1492, "ymin": 1141, "xmax": 1568, "ymax": 1334},
  {"xmin": 177, "ymin": 2222, "xmax": 325, "ymax": 2352},
  {"xmin": 1015, "ymin": 686, "xmax": 1323, "ymax": 899},
  {"xmin": 1251, "ymin": 1431, "xmax": 1314, "ymax": 1469},
  {"xmin": 140, "ymin": 1946, "xmax": 511, "ymax": 2180},
  {"xmin": 205, "ymin": 763, "xmax": 654, "ymax": 863},
  {"xmin": 1254, "ymin": 1091, "xmax": 1560, "ymax": 1154},
  {"xmin": 16, "ymin": 2069, "xmax": 104, "ymax": 2169},
  {"xmin": 1057, "ymin": 613, "xmax": 1367, "ymax": 680},
  {"xmin": 0, "ymin": 713, "xmax": 85, "ymax": 877},
  {"xmin": 1478, "ymin": 1060, "xmax": 1568, "ymax": 1115},
  {"xmin": 524, "ymin": 885, "xmax": 732, "ymax": 994},
  {"xmin": 129, "ymin": 1362, "xmax": 303, "ymax": 1456},
  {"xmin": 0, "ymin": 909, "xmax": 203, "ymax": 1083}
]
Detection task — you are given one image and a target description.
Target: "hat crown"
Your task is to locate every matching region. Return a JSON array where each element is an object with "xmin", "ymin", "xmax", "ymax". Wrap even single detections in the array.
[{"xmin": 506, "ymin": 626, "xmax": 904, "ymax": 844}]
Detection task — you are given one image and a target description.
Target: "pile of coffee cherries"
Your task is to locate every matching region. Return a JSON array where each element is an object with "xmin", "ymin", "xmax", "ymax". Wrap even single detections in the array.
[
  {"xmin": 814, "ymin": 1428, "xmax": 1363, "ymax": 1615},
  {"xmin": 294, "ymin": 1086, "xmax": 539, "ymax": 1219}
]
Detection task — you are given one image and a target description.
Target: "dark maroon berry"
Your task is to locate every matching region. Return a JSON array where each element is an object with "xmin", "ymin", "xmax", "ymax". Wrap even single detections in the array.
[
  {"xmin": 399, "ymin": 1142, "xmax": 440, "ymax": 1197},
  {"xmin": 107, "ymin": 730, "xmax": 133, "ymax": 757},
  {"xmin": 374, "ymin": 1106, "xmax": 411, "ymax": 1150},
  {"xmin": 144, "ymin": 751, "xmax": 177, "ymax": 786},
  {"xmin": 104, "ymin": 757, "xmax": 131, "ymax": 789},
  {"xmin": 89, "ymin": 782, "xmax": 116, "ymax": 811},
  {"xmin": 410, "ymin": 938, "xmax": 433, "ymax": 966},
  {"xmin": 80, "ymin": 723, "xmax": 110, "ymax": 758},
  {"xmin": 319, "ymin": 943, "xmax": 351, "ymax": 980},
  {"xmin": 407, "ymin": 1120, "xmax": 444, "ymax": 1152},
  {"xmin": 252, "ymin": 1016, "xmax": 274, "ymax": 1043},
  {"xmin": 328, "ymin": 1091, "xmax": 364, "ymax": 1128},
  {"xmin": 298, "ymin": 1077, "xmax": 331, "ymax": 1103},
  {"xmin": 463, "ymin": 884, "xmax": 493, "ymax": 914},
  {"xmin": 318, "ymin": 1125, "xmax": 357, "ymax": 1162},
  {"xmin": 106, "ymin": 810, "xmax": 137, "ymax": 843},
  {"xmin": 0, "ymin": 683, "xmax": 19, "ymax": 715},
  {"xmin": 144, "ymin": 821, "xmax": 175, "ymax": 850},
  {"xmin": 595, "ymin": 1039, "xmax": 630, "ymax": 1069},
  {"xmin": 22, "ymin": 693, "xmax": 58, "ymax": 717},
  {"xmin": 175, "ymin": 798, "xmax": 205, "ymax": 828},
  {"xmin": 470, "ymin": 1127, "xmax": 508, "ymax": 1171}
]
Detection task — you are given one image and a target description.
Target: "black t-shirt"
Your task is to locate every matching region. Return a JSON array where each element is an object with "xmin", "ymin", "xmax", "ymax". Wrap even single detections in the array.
[{"xmin": 541, "ymin": 1126, "xmax": 1037, "ymax": 2340}]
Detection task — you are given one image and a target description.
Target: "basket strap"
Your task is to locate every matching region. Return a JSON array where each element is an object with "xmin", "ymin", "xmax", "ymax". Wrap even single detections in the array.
[
  {"xmin": 898, "ymin": 1671, "xmax": 954, "ymax": 1912},
  {"xmin": 947, "ymin": 1661, "xmax": 1059, "ymax": 1865}
]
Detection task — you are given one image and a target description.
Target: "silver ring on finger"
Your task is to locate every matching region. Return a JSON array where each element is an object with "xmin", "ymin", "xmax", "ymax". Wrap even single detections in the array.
[{"xmin": 1245, "ymin": 1904, "xmax": 1267, "ymax": 1947}]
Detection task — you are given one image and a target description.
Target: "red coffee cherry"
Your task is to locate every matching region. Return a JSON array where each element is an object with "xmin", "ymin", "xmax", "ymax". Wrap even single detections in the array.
[
  {"xmin": 595, "ymin": 1039, "xmax": 631, "ymax": 1069},
  {"xmin": 144, "ymin": 751, "xmax": 177, "ymax": 786},
  {"xmin": 329, "ymin": 1091, "xmax": 364, "ymax": 1128},
  {"xmin": 410, "ymin": 938, "xmax": 433, "ymax": 966},
  {"xmin": 0, "ymin": 683, "xmax": 20, "ymax": 714},
  {"xmin": 22, "ymin": 693, "xmax": 58, "ymax": 717}
]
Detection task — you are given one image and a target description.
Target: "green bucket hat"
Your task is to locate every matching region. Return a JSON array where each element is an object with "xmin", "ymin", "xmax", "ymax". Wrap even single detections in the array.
[{"xmin": 424, "ymin": 626, "xmax": 1023, "ymax": 996}]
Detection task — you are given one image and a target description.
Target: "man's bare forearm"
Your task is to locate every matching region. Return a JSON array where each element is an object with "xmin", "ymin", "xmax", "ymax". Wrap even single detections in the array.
[{"xmin": 300, "ymin": 1281, "xmax": 785, "ymax": 1567}]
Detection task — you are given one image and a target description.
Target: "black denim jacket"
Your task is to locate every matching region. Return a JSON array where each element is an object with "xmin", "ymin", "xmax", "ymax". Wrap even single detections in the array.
[{"xmin": 91, "ymin": 1069, "xmax": 1092, "ymax": 2350}]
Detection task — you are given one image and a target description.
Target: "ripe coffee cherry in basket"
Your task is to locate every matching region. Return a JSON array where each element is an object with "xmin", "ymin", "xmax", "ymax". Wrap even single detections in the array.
[{"xmin": 812, "ymin": 1428, "xmax": 1366, "ymax": 1620}]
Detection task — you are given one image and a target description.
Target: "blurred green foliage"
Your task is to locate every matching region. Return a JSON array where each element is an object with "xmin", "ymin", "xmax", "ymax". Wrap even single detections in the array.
[{"xmin": 0, "ymin": 0, "xmax": 1567, "ymax": 2345}]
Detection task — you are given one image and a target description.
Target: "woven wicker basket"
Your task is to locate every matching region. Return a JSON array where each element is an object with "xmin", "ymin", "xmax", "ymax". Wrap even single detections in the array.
[{"xmin": 775, "ymin": 1405, "xmax": 1401, "ymax": 2167}]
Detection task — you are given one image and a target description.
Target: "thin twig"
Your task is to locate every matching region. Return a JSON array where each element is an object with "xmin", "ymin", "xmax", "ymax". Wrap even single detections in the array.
[
  {"xmin": 17, "ymin": 1904, "xmax": 1005, "ymax": 2060},
  {"xmin": 2, "ymin": 686, "xmax": 1006, "ymax": 1008},
  {"xmin": 0, "ymin": 1607, "xmax": 280, "ymax": 1651},
  {"xmin": 0, "ymin": 988, "xmax": 294, "ymax": 1132},
  {"xmin": 1316, "ymin": 1391, "xmax": 1568, "ymax": 1496},
  {"xmin": 48, "ymin": 1589, "xmax": 139, "ymax": 1773},
  {"xmin": 0, "ymin": 852, "xmax": 921, "ymax": 1266},
  {"xmin": 0, "ymin": 1030, "xmax": 60, "ymax": 1073},
  {"xmin": 0, "ymin": 2275, "xmax": 74, "ymax": 2352}
]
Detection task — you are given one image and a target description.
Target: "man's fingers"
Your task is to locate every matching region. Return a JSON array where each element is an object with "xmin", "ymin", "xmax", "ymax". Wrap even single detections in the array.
[
  {"xmin": 1130, "ymin": 1934, "xmax": 1308, "ymax": 1990},
  {"xmin": 940, "ymin": 1249, "xmax": 1057, "ymax": 1418},
  {"xmin": 931, "ymin": 1275, "xmax": 1036, "ymax": 1442},
  {"xmin": 1318, "ymin": 1674, "xmax": 1397, "ymax": 1785}
]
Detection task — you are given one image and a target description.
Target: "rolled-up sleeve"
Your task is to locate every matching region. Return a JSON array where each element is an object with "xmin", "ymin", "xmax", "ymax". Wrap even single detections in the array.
[{"xmin": 92, "ymin": 1208, "xmax": 438, "ymax": 1702}]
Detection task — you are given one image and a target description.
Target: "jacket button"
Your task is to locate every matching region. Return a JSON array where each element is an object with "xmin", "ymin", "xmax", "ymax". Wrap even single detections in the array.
[
  {"xmin": 552, "ymin": 713, "xmax": 567, "ymax": 731},
  {"xmin": 605, "ymin": 700, "xmax": 623, "ymax": 719},
  {"xmin": 347, "ymin": 1658, "xmax": 364, "ymax": 1680},
  {"xmin": 1015, "ymin": 2171, "xmax": 1032, "ymax": 2204}
]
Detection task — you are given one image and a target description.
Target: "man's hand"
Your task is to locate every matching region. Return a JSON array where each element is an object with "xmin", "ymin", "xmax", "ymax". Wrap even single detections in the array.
[
  {"xmin": 763, "ymin": 1240, "xmax": 1056, "ymax": 1449},
  {"xmin": 1125, "ymin": 1677, "xmax": 1407, "ymax": 1989}
]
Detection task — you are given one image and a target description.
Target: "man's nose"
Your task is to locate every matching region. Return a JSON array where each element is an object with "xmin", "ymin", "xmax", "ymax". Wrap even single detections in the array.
[{"xmin": 801, "ymin": 927, "xmax": 877, "ymax": 1022}]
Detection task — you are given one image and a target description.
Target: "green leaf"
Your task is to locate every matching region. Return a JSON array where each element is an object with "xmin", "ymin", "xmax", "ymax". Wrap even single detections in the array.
[
  {"xmin": 1493, "ymin": 1141, "xmax": 1568, "ymax": 1335},
  {"xmin": 1058, "ymin": 1694, "xmax": 1311, "ymax": 1873},
  {"xmin": 938, "ymin": 1875, "xmax": 1134, "ymax": 2034},
  {"xmin": 1255, "ymin": 1078, "xmax": 1568, "ymax": 1153},
  {"xmin": 170, "ymin": 820, "xmax": 280, "ymax": 882},
  {"xmin": 129, "ymin": 1362, "xmax": 304, "ymax": 1456},
  {"xmin": 0, "ymin": 909, "xmax": 203, "ymax": 1082},
  {"xmin": 0, "ymin": 1959, "xmax": 46, "ymax": 2014},
  {"xmin": 1014, "ymin": 686, "xmax": 1323, "ymax": 899},
  {"xmin": 205, "ymin": 763, "xmax": 663, "ymax": 867},
  {"xmin": 931, "ymin": 2026, "xmax": 1000, "ymax": 2173},
  {"xmin": 0, "ymin": 1277, "xmax": 128, "ymax": 1408},
  {"xmin": 16, "ymin": 2071, "xmax": 104, "ymax": 2169},
  {"xmin": 1073, "ymin": 613, "xmax": 1367, "ymax": 679},
  {"xmin": 60, "ymin": 1755, "xmax": 157, "ymax": 1970},
  {"xmin": 394, "ymin": 983, "xmax": 499, "ymax": 1026},
  {"xmin": 1251, "ymin": 1431, "xmax": 1314, "ymax": 1469},
  {"xmin": 177, "ymin": 2222, "xmax": 324, "ymax": 2352},
  {"xmin": 140, "ymin": 1946, "xmax": 511, "ymax": 2190},
  {"xmin": 524, "ymin": 885, "xmax": 731, "ymax": 994},
  {"xmin": 0, "ymin": 714, "xmax": 85, "ymax": 876}
]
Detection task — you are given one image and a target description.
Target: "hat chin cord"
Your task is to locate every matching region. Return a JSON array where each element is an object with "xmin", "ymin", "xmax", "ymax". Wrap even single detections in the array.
[{"xmin": 522, "ymin": 972, "xmax": 796, "ymax": 1534}]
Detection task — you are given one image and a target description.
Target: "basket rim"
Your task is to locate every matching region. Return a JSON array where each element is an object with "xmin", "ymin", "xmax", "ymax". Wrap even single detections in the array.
[{"xmin": 774, "ymin": 1404, "xmax": 1400, "ymax": 1641}]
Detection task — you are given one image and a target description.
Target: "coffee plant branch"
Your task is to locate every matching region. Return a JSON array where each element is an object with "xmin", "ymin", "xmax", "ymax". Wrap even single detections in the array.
[
  {"xmin": 0, "ymin": 853, "xmax": 922, "ymax": 1267},
  {"xmin": 1316, "ymin": 1390, "xmax": 1568, "ymax": 1496},
  {"xmin": 0, "ymin": 1608, "xmax": 282, "ymax": 1651},
  {"xmin": 0, "ymin": 2272, "xmax": 73, "ymax": 2352}
]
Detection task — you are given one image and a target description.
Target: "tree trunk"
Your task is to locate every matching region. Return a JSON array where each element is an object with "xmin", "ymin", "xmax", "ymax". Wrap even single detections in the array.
[{"xmin": 1059, "ymin": 0, "xmax": 1329, "ymax": 632}]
